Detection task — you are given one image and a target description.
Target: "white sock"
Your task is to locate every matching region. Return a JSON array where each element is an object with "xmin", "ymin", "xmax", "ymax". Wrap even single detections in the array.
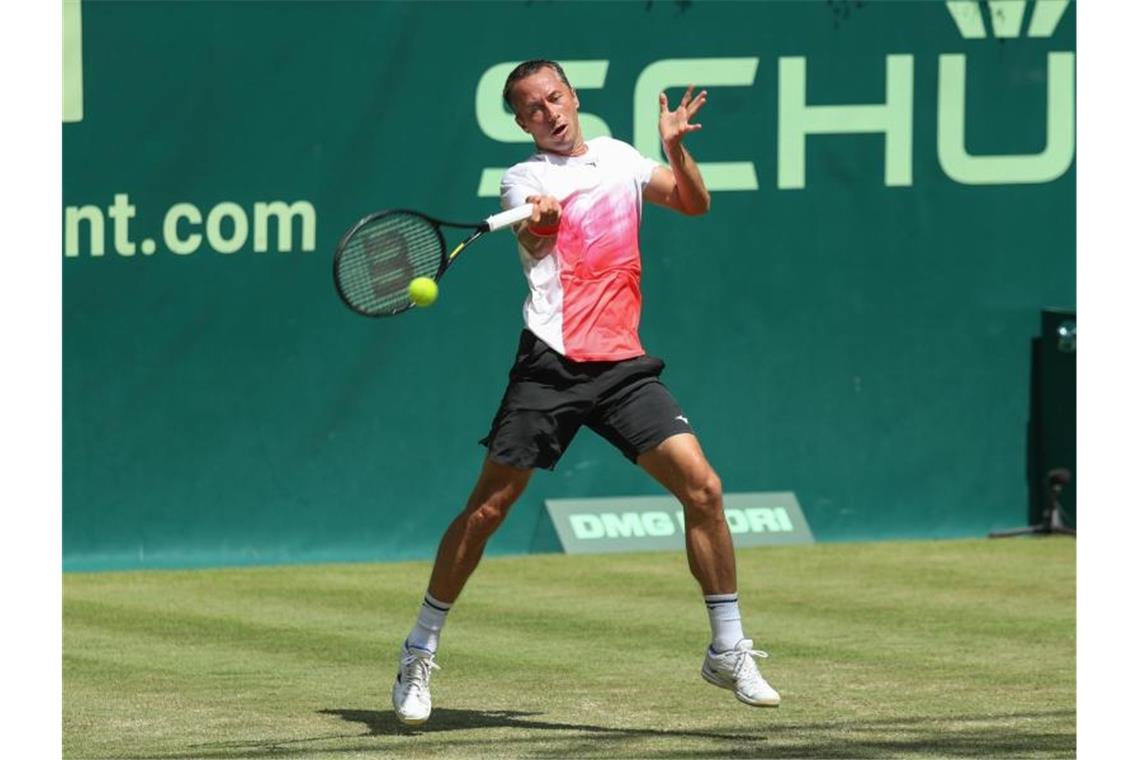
[
  {"xmin": 407, "ymin": 592, "xmax": 452, "ymax": 653},
  {"xmin": 705, "ymin": 593, "xmax": 745, "ymax": 653}
]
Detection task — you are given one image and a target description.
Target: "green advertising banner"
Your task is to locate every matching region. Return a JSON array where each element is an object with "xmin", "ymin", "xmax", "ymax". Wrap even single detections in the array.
[
  {"xmin": 547, "ymin": 492, "xmax": 814, "ymax": 555},
  {"xmin": 63, "ymin": 0, "xmax": 1076, "ymax": 570}
]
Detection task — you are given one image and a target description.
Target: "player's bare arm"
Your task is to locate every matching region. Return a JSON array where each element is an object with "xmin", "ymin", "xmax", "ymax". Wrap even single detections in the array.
[
  {"xmin": 645, "ymin": 85, "xmax": 711, "ymax": 216},
  {"xmin": 516, "ymin": 194, "xmax": 562, "ymax": 259}
]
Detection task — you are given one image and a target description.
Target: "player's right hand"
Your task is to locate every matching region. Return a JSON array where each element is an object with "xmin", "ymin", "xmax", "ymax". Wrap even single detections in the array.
[{"xmin": 525, "ymin": 195, "xmax": 562, "ymax": 231}]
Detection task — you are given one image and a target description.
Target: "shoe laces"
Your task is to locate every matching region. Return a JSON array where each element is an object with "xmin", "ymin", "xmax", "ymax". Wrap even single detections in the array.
[
  {"xmin": 401, "ymin": 650, "xmax": 440, "ymax": 695},
  {"xmin": 731, "ymin": 644, "xmax": 770, "ymax": 686}
]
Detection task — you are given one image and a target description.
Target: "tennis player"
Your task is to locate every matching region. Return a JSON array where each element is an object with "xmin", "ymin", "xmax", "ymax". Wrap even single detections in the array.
[{"xmin": 392, "ymin": 59, "xmax": 780, "ymax": 725}]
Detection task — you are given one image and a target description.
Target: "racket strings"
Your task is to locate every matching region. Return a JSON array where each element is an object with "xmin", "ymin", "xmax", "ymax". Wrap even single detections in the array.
[{"xmin": 336, "ymin": 213, "xmax": 444, "ymax": 315}]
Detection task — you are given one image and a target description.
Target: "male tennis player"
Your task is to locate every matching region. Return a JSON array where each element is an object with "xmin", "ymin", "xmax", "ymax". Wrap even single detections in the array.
[{"xmin": 392, "ymin": 59, "xmax": 780, "ymax": 725}]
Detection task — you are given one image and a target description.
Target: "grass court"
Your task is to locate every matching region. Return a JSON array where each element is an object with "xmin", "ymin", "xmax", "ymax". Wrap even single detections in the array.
[{"xmin": 64, "ymin": 537, "xmax": 1075, "ymax": 758}]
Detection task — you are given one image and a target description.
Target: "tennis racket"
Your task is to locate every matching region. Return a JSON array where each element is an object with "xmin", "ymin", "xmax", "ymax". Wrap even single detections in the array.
[{"xmin": 332, "ymin": 204, "xmax": 534, "ymax": 317}]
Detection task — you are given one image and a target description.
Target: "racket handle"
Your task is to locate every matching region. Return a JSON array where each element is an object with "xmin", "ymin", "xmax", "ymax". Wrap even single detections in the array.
[{"xmin": 485, "ymin": 204, "xmax": 535, "ymax": 232}]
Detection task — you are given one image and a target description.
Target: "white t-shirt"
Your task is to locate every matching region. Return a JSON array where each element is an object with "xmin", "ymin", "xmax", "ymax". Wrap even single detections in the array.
[{"xmin": 500, "ymin": 136, "xmax": 660, "ymax": 362}]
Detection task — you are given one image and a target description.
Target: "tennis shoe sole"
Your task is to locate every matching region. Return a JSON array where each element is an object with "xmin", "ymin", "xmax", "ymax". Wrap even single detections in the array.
[{"xmin": 701, "ymin": 663, "xmax": 781, "ymax": 707}]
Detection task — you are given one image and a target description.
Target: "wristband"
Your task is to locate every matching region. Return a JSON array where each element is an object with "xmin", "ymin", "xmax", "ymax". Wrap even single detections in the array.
[{"xmin": 527, "ymin": 222, "xmax": 560, "ymax": 237}]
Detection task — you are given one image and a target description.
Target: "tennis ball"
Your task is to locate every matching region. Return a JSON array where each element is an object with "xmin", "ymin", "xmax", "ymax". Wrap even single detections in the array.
[{"xmin": 408, "ymin": 277, "xmax": 438, "ymax": 307}]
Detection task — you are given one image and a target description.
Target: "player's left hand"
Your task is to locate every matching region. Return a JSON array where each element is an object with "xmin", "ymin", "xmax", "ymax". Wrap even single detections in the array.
[{"xmin": 659, "ymin": 85, "xmax": 707, "ymax": 149}]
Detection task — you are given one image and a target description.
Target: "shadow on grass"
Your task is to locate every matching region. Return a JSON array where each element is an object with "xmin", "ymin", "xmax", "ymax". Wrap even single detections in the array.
[
  {"xmin": 324, "ymin": 706, "xmax": 764, "ymax": 741},
  {"xmin": 147, "ymin": 707, "xmax": 1074, "ymax": 759}
]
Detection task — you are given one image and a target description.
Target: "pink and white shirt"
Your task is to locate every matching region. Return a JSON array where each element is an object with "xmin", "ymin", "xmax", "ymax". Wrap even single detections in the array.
[{"xmin": 500, "ymin": 137, "xmax": 660, "ymax": 362}]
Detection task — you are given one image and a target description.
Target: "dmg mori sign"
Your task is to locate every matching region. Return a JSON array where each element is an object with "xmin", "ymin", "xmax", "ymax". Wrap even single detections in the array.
[{"xmin": 546, "ymin": 492, "xmax": 814, "ymax": 555}]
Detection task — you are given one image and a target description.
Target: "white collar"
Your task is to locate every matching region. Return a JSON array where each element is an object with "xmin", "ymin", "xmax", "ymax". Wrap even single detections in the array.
[{"xmin": 536, "ymin": 141, "xmax": 597, "ymax": 167}]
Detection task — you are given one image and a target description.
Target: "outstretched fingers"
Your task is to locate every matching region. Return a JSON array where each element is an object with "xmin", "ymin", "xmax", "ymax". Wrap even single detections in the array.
[
  {"xmin": 665, "ymin": 86, "xmax": 708, "ymax": 120},
  {"xmin": 659, "ymin": 85, "xmax": 709, "ymax": 142},
  {"xmin": 687, "ymin": 89, "xmax": 708, "ymax": 117},
  {"xmin": 679, "ymin": 84, "xmax": 695, "ymax": 109}
]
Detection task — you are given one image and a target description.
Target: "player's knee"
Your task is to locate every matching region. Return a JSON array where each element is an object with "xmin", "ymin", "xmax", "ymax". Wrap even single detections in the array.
[
  {"xmin": 684, "ymin": 471, "xmax": 723, "ymax": 520},
  {"xmin": 464, "ymin": 501, "xmax": 510, "ymax": 538}
]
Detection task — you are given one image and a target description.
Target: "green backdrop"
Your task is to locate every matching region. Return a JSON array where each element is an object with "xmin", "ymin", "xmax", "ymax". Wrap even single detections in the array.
[{"xmin": 63, "ymin": 0, "xmax": 1076, "ymax": 570}]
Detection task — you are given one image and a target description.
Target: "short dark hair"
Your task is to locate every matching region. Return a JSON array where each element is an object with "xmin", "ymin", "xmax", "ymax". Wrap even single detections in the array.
[{"xmin": 502, "ymin": 59, "xmax": 572, "ymax": 114}]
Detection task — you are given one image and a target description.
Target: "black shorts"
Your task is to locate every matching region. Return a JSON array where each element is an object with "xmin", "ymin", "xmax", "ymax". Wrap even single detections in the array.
[{"xmin": 479, "ymin": 330, "xmax": 694, "ymax": 470}]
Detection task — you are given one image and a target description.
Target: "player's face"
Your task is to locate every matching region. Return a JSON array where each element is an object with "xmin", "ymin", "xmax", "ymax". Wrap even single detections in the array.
[{"xmin": 512, "ymin": 67, "xmax": 585, "ymax": 156}]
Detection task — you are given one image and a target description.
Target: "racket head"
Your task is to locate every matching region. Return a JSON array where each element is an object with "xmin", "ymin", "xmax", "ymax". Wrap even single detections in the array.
[{"xmin": 332, "ymin": 210, "xmax": 447, "ymax": 317}]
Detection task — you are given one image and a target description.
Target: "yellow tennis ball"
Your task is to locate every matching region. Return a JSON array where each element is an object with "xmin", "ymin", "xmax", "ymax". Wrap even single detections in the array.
[{"xmin": 408, "ymin": 276, "xmax": 438, "ymax": 307}]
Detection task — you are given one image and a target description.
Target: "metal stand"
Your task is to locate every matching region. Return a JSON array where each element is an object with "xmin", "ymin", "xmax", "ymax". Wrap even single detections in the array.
[{"xmin": 990, "ymin": 469, "xmax": 1075, "ymax": 538}]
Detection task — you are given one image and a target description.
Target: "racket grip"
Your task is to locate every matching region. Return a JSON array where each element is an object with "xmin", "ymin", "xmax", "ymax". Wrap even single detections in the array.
[{"xmin": 485, "ymin": 204, "xmax": 535, "ymax": 232}]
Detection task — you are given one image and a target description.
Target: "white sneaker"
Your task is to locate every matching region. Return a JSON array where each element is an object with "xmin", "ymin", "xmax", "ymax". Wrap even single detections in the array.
[
  {"xmin": 701, "ymin": 639, "xmax": 781, "ymax": 707},
  {"xmin": 391, "ymin": 643, "xmax": 440, "ymax": 725}
]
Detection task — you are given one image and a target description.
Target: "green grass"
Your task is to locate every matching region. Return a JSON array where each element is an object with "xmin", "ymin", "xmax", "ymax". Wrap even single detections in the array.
[{"xmin": 64, "ymin": 537, "xmax": 1075, "ymax": 759}]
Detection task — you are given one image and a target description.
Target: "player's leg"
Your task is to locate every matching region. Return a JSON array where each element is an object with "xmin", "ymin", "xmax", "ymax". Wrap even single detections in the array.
[
  {"xmin": 637, "ymin": 432, "xmax": 780, "ymax": 707},
  {"xmin": 636, "ymin": 432, "xmax": 733, "ymax": 595},
  {"xmin": 427, "ymin": 455, "xmax": 533, "ymax": 604},
  {"xmin": 586, "ymin": 357, "xmax": 780, "ymax": 708},
  {"xmin": 393, "ymin": 329, "xmax": 582, "ymax": 725},
  {"xmin": 392, "ymin": 456, "xmax": 532, "ymax": 726},
  {"xmin": 579, "ymin": 357, "xmax": 734, "ymax": 595}
]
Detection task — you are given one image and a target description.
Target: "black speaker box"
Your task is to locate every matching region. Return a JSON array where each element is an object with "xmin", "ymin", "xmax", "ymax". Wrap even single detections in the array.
[{"xmin": 1027, "ymin": 309, "xmax": 1076, "ymax": 528}]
